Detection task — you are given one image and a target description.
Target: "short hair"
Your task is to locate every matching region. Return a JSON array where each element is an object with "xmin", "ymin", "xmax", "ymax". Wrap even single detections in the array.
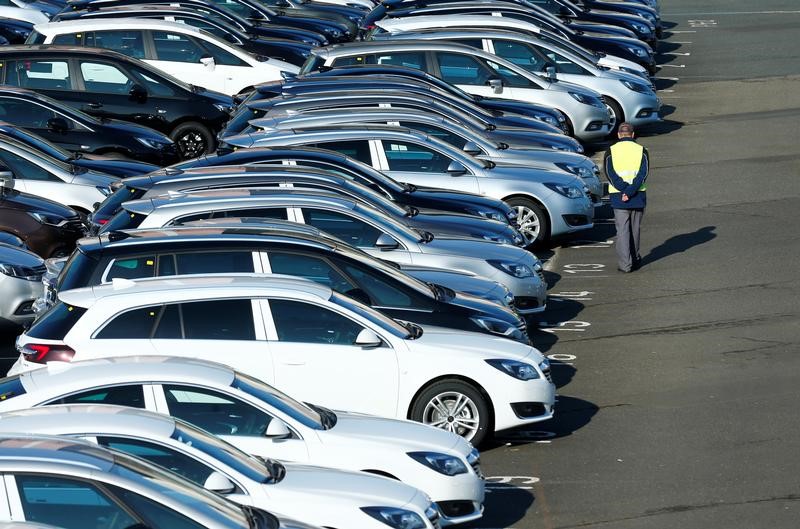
[{"xmin": 618, "ymin": 122, "xmax": 634, "ymax": 135}]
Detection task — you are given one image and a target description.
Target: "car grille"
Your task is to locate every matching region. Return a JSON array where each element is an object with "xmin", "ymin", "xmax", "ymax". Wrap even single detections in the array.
[
  {"xmin": 438, "ymin": 501, "xmax": 477, "ymax": 518},
  {"xmin": 542, "ymin": 363, "xmax": 553, "ymax": 384},
  {"xmin": 468, "ymin": 457, "xmax": 483, "ymax": 479}
]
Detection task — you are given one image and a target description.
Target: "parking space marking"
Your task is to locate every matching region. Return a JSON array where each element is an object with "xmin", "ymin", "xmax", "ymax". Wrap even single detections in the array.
[
  {"xmin": 657, "ymin": 89, "xmax": 675, "ymax": 93},
  {"xmin": 688, "ymin": 19, "xmax": 717, "ymax": 27},
  {"xmin": 485, "ymin": 476, "xmax": 541, "ymax": 490},
  {"xmin": 539, "ymin": 321, "xmax": 591, "ymax": 332},
  {"xmin": 669, "ymin": 30, "xmax": 697, "ymax": 33},
  {"xmin": 563, "ymin": 264, "xmax": 605, "ymax": 273},
  {"xmin": 664, "ymin": 52, "xmax": 692, "ymax": 56},
  {"xmin": 550, "ymin": 291, "xmax": 594, "ymax": 300},
  {"xmin": 562, "ymin": 239, "xmax": 614, "ymax": 249},
  {"xmin": 659, "ymin": 64, "xmax": 686, "ymax": 68}
]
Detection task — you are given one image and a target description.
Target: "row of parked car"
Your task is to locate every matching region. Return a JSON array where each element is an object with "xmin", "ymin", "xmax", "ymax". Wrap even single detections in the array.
[{"xmin": 0, "ymin": 0, "xmax": 664, "ymax": 527}]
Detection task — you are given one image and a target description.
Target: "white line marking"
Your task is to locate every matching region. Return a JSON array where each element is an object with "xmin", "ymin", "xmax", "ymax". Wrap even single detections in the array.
[
  {"xmin": 655, "ymin": 76, "xmax": 680, "ymax": 81},
  {"xmin": 657, "ymin": 89, "xmax": 675, "ymax": 93},
  {"xmin": 670, "ymin": 41, "xmax": 693, "ymax": 44},
  {"xmin": 659, "ymin": 64, "xmax": 686, "ymax": 68},
  {"xmin": 668, "ymin": 10, "xmax": 800, "ymax": 15},
  {"xmin": 665, "ymin": 52, "xmax": 691, "ymax": 56},
  {"xmin": 669, "ymin": 30, "xmax": 696, "ymax": 33}
]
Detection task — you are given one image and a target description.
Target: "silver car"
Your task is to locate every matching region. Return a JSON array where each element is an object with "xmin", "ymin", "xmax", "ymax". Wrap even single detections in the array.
[
  {"xmin": 0, "ymin": 242, "xmax": 44, "ymax": 325},
  {"xmin": 104, "ymin": 190, "xmax": 549, "ymax": 312},
  {"xmin": 299, "ymin": 40, "xmax": 613, "ymax": 141},
  {"xmin": 378, "ymin": 28, "xmax": 661, "ymax": 129},
  {"xmin": 222, "ymin": 125, "xmax": 594, "ymax": 244},
  {"xmin": 0, "ymin": 434, "xmax": 290, "ymax": 529},
  {"xmin": 248, "ymin": 107, "xmax": 603, "ymax": 203}
]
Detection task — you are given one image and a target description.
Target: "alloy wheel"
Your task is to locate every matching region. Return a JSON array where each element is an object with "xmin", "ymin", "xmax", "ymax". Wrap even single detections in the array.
[
  {"xmin": 422, "ymin": 391, "xmax": 481, "ymax": 441},
  {"xmin": 515, "ymin": 205, "xmax": 541, "ymax": 245},
  {"xmin": 176, "ymin": 131, "xmax": 207, "ymax": 159}
]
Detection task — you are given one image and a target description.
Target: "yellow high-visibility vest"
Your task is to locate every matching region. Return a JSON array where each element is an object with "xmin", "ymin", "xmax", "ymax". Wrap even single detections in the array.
[{"xmin": 608, "ymin": 141, "xmax": 647, "ymax": 193}]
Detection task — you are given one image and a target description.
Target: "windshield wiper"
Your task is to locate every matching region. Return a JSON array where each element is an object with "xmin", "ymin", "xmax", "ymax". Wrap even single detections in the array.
[
  {"xmin": 403, "ymin": 182, "xmax": 417, "ymax": 193},
  {"xmin": 306, "ymin": 402, "xmax": 338, "ymax": 429},
  {"xmin": 416, "ymin": 229, "xmax": 434, "ymax": 243},
  {"xmin": 405, "ymin": 205, "xmax": 419, "ymax": 217}
]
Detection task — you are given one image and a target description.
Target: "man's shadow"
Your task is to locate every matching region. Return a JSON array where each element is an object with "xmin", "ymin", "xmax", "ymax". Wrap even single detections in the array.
[{"xmin": 642, "ymin": 226, "xmax": 717, "ymax": 266}]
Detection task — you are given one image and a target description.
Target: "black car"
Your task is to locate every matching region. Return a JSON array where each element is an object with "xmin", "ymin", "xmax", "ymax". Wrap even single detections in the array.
[
  {"xmin": 0, "ymin": 17, "xmax": 33, "ymax": 44},
  {"xmin": 0, "ymin": 86, "xmax": 179, "ymax": 165},
  {"xmin": 0, "ymin": 122, "xmax": 159, "ymax": 178},
  {"xmin": 168, "ymin": 146, "xmax": 519, "ymax": 224},
  {"xmin": 0, "ymin": 46, "xmax": 233, "ymax": 159},
  {"xmin": 61, "ymin": 0, "xmax": 358, "ymax": 43},
  {"xmin": 51, "ymin": 5, "xmax": 315, "ymax": 65},
  {"xmin": 575, "ymin": 0, "xmax": 661, "ymax": 37},
  {"xmin": 55, "ymin": 225, "xmax": 530, "ymax": 342}
]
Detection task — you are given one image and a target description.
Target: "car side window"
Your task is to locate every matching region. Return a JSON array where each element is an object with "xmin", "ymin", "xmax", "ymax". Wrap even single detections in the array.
[
  {"xmin": 452, "ymin": 39, "xmax": 484, "ymax": 50},
  {"xmin": 162, "ymin": 384, "xmax": 272, "ymax": 436},
  {"xmin": 199, "ymin": 39, "xmax": 249, "ymax": 67},
  {"xmin": 435, "ymin": 52, "xmax": 494, "ymax": 85},
  {"xmin": 46, "ymin": 384, "xmax": 147, "ymax": 408},
  {"xmin": 96, "ymin": 305, "xmax": 163, "ymax": 339},
  {"xmin": 129, "ymin": 67, "xmax": 179, "ymax": 98},
  {"xmin": 15, "ymin": 475, "xmax": 138, "ymax": 529},
  {"xmin": 4, "ymin": 60, "xmax": 71, "ymax": 91},
  {"xmin": 267, "ymin": 251, "xmax": 357, "ymax": 293},
  {"xmin": 269, "ymin": 299, "xmax": 364, "ymax": 345},
  {"xmin": 0, "ymin": 98, "xmax": 58, "ymax": 128},
  {"xmin": 334, "ymin": 259, "xmax": 426, "ymax": 309},
  {"xmin": 492, "ymin": 40, "xmax": 550, "ymax": 73},
  {"xmin": 0, "ymin": 149, "xmax": 60, "ymax": 182},
  {"xmin": 104, "ymin": 255, "xmax": 157, "ymax": 281},
  {"xmin": 369, "ymin": 51, "xmax": 426, "ymax": 70},
  {"xmin": 174, "ymin": 251, "xmax": 255, "ymax": 274},
  {"xmin": 332, "ymin": 54, "xmax": 368, "ymax": 67},
  {"xmin": 79, "ymin": 62, "xmax": 134, "ymax": 95},
  {"xmin": 173, "ymin": 207, "xmax": 289, "ymax": 224},
  {"xmin": 382, "ymin": 140, "xmax": 454, "ymax": 173},
  {"xmin": 106, "ymin": 485, "xmax": 208, "ymax": 529},
  {"xmin": 301, "ymin": 207, "xmax": 383, "ymax": 247},
  {"xmin": 485, "ymin": 59, "xmax": 538, "ymax": 88},
  {"xmin": 180, "ymin": 299, "xmax": 256, "ymax": 340},
  {"xmin": 309, "ymin": 140, "xmax": 372, "ymax": 164},
  {"xmin": 52, "ymin": 33, "xmax": 81, "ymax": 45},
  {"xmin": 97, "ymin": 437, "xmax": 218, "ymax": 487},
  {"xmin": 541, "ymin": 49, "xmax": 589, "ymax": 75},
  {"xmin": 152, "ymin": 31, "xmax": 207, "ymax": 63},
  {"xmin": 397, "ymin": 121, "xmax": 469, "ymax": 150},
  {"xmin": 89, "ymin": 30, "xmax": 147, "ymax": 60}
]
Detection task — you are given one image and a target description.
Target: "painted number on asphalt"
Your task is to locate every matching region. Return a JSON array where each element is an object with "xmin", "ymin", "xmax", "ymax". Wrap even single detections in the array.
[
  {"xmin": 563, "ymin": 264, "xmax": 605, "ymax": 273},
  {"xmin": 485, "ymin": 476, "xmax": 541, "ymax": 490},
  {"xmin": 547, "ymin": 353, "xmax": 577, "ymax": 365},
  {"xmin": 688, "ymin": 19, "xmax": 717, "ymax": 27},
  {"xmin": 550, "ymin": 291, "xmax": 594, "ymax": 301},
  {"xmin": 539, "ymin": 321, "xmax": 591, "ymax": 333}
]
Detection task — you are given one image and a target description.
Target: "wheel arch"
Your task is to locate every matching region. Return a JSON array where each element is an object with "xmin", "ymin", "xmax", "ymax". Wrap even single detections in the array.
[
  {"xmin": 502, "ymin": 194, "xmax": 552, "ymax": 228},
  {"xmin": 406, "ymin": 374, "xmax": 495, "ymax": 428}
]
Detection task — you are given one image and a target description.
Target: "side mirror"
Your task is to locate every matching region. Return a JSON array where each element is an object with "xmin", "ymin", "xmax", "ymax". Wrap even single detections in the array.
[
  {"xmin": 462, "ymin": 141, "xmax": 482, "ymax": 155},
  {"xmin": 47, "ymin": 117, "xmax": 70, "ymax": 133},
  {"xmin": 200, "ymin": 55, "xmax": 216, "ymax": 70},
  {"xmin": 0, "ymin": 171, "xmax": 14, "ymax": 193},
  {"xmin": 264, "ymin": 418, "xmax": 292, "ymax": 439},
  {"xmin": 129, "ymin": 83, "xmax": 148, "ymax": 102},
  {"xmin": 486, "ymin": 77, "xmax": 503, "ymax": 94},
  {"xmin": 374, "ymin": 233, "xmax": 399, "ymax": 250},
  {"xmin": 446, "ymin": 160, "xmax": 467, "ymax": 175},
  {"xmin": 545, "ymin": 65, "xmax": 557, "ymax": 81},
  {"xmin": 354, "ymin": 328, "xmax": 382, "ymax": 348},
  {"xmin": 203, "ymin": 471, "xmax": 236, "ymax": 494}
]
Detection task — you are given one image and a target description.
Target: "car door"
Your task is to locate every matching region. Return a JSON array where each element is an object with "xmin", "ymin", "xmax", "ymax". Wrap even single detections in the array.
[
  {"xmin": 432, "ymin": 51, "xmax": 497, "ymax": 98},
  {"xmin": 0, "ymin": 146, "xmax": 66, "ymax": 199},
  {"xmin": 192, "ymin": 36, "xmax": 257, "ymax": 95},
  {"xmin": 263, "ymin": 297, "xmax": 400, "ymax": 417},
  {"xmin": 153, "ymin": 383, "xmax": 311, "ymax": 462},
  {"xmin": 73, "ymin": 59, "xmax": 154, "ymax": 124},
  {"xmin": 149, "ymin": 30, "xmax": 228, "ymax": 93}
]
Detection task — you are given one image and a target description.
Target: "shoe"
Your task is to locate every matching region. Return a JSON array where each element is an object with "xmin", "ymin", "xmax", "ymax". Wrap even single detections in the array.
[
  {"xmin": 632, "ymin": 257, "xmax": 642, "ymax": 270},
  {"xmin": 617, "ymin": 267, "xmax": 632, "ymax": 273}
]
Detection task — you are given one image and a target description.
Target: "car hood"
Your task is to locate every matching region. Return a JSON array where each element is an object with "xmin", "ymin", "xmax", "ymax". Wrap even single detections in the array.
[
  {"xmin": 415, "ymin": 325, "xmax": 542, "ymax": 363},
  {"xmin": 0, "ymin": 188, "xmax": 78, "ymax": 217},
  {"xmin": 0, "ymin": 243, "xmax": 44, "ymax": 268},
  {"xmin": 399, "ymin": 266, "xmax": 510, "ymax": 306},
  {"xmin": 448, "ymin": 289, "xmax": 523, "ymax": 324},
  {"xmin": 406, "ymin": 210, "xmax": 518, "ymax": 243},
  {"xmin": 103, "ymin": 118, "xmax": 174, "ymax": 142},
  {"xmin": 479, "ymin": 150, "xmax": 594, "ymax": 173},
  {"xmin": 423, "ymin": 236, "xmax": 529, "ymax": 262},
  {"xmin": 76, "ymin": 156, "xmax": 160, "ymax": 178},
  {"xmin": 273, "ymin": 462, "xmax": 424, "ymax": 507},
  {"xmin": 406, "ymin": 186, "xmax": 513, "ymax": 216},
  {"xmin": 487, "ymin": 163, "xmax": 584, "ymax": 186},
  {"xmin": 70, "ymin": 169, "xmax": 118, "ymax": 188}
]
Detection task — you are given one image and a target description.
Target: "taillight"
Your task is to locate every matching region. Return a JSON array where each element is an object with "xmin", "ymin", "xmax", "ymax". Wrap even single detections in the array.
[
  {"xmin": 20, "ymin": 343, "xmax": 76, "ymax": 364},
  {"xmin": 97, "ymin": 218, "xmax": 109, "ymax": 225}
]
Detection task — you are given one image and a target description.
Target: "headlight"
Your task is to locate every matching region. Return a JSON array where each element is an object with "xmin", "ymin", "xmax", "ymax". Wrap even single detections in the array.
[
  {"xmin": 620, "ymin": 79, "xmax": 651, "ymax": 93},
  {"xmin": 95, "ymin": 185, "xmax": 111, "ymax": 196},
  {"xmin": 544, "ymin": 182, "xmax": 584, "ymax": 199},
  {"xmin": 468, "ymin": 208, "xmax": 506, "ymax": 222},
  {"xmin": 471, "ymin": 317, "xmax": 525, "ymax": 341},
  {"xmin": 482, "ymin": 233, "xmax": 513, "ymax": 244},
  {"xmin": 536, "ymin": 114, "xmax": 559, "ymax": 127},
  {"xmin": 213, "ymin": 103, "xmax": 234, "ymax": 113},
  {"xmin": 361, "ymin": 507, "xmax": 426, "ymax": 529},
  {"xmin": 27, "ymin": 212, "xmax": 66, "ymax": 226},
  {"xmin": 555, "ymin": 162, "xmax": 593, "ymax": 179},
  {"xmin": 135, "ymin": 137, "xmax": 172, "ymax": 149},
  {"xmin": 408, "ymin": 452, "xmax": 468, "ymax": 476},
  {"xmin": 485, "ymin": 359, "xmax": 541, "ymax": 380},
  {"xmin": 631, "ymin": 22, "xmax": 650, "ymax": 35},
  {"xmin": 642, "ymin": 13, "xmax": 657, "ymax": 24},
  {"xmin": 0, "ymin": 263, "xmax": 43, "ymax": 282},
  {"xmin": 539, "ymin": 357, "xmax": 551, "ymax": 373},
  {"xmin": 625, "ymin": 46, "xmax": 648, "ymax": 58},
  {"xmin": 488, "ymin": 260, "xmax": 534, "ymax": 278},
  {"xmin": 533, "ymin": 259, "xmax": 543, "ymax": 272},
  {"xmin": 568, "ymin": 91, "xmax": 605, "ymax": 109},
  {"xmin": 620, "ymin": 66, "xmax": 650, "ymax": 79},
  {"xmin": 326, "ymin": 28, "xmax": 343, "ymax": 38}
]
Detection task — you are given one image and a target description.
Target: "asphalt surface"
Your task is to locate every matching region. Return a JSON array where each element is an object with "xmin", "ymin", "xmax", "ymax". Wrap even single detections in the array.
[{"xmin": 2, "ymin": 1, "xmax": 800, "ymax": 527}]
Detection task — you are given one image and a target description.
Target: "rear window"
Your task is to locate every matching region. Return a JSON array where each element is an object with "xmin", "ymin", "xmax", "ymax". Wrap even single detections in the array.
[
  {"xmin": 25, "ymin": 302, "xmax": 87, "ymax": 340},
  {"xmin": 92, "ymin": 186, "xmax": 148, "ymax": 224},
  {"xmin": 99, "ymin": 210, "xmax": 147, "ymax": 234},
  {"xmin": 298, "ymin": 54, "xmax": 326, "ymax": 75},
  {"xmin": 57, "ymin": 250, "xmax": 98, "ymax": 292},
  {"xmin": 26, "ymin": 30, "xmax": 46, "ymax": 45},
  {"xmin": 0, "ymin": 375, "xmax": 26, "ymax": 401}
]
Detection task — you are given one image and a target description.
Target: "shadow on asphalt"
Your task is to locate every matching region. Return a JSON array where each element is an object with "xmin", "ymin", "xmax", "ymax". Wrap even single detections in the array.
[
  {"xmin": 486, "ymin": 395, "xmax": 599, "ymax": 447},
  {"xmin": 656, "ymin": 41, "xmax": 683, "ymax": 54},
  {"xmin": 642, "ymin": 226, "xmax": 717, "ymax": 267},
  {"xmin": 463, "ymin": 484, "xmax": 534, "ymax": 529}
]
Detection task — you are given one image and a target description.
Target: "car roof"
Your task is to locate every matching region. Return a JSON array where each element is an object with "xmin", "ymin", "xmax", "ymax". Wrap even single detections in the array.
[
  {"xmin": 0, "ymin": 434, "xmax": 115, "ymax": 472},
  {"xmin": 35, "ymin": 17, "xmax": 206, "ymax": 34},
  {"xmin": 315, "ymin": 38, "xmax": 492, "ymax": 57},
  {"xmin": 144, "ymin": 164, "xmax": 350, "ymax": 185},
  {"xmin": 58, "ymin": 273, "xmax": 333, "ymax": 308},
  {"xmin": 0, "ymin": 45, "xmax": 138, "ymax": 62},
  {"xmin": 375, "ymin": 13, "xmax": 542, "ymax": 32},
  {"xmin": 0, "ymin": 404, "xmax": 177, "ymax": 439}
]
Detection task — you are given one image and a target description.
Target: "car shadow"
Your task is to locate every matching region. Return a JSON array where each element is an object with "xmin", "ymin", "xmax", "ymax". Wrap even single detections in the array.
[
  {"xmin": 486, "ymin": 395, "xmax": 599, "ymax": 446},
  {"xmin": 548, "ymin": 358, "xmax": 576, "ymax": 388},
  {"xmin": 654, "ymin": 76, "xmax": 677, "ymax": 90},
  {"xmin": 525, "ymin": 326, "xmax": 561, "ymax": 355},
  {"xmin": 656, "ymin": 41, "xmax": 683, "ymax": 54},
  {"xmin": 463, "ymin": 483, "xmax": 534, "ymax": 529}
]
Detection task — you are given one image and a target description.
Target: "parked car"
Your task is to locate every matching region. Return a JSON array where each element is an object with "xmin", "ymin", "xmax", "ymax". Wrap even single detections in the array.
[
  {"xmin": 0, "ymin": 47, "xmax": 231, "ymax": 159},
  {"xmin": 299, "ymin": 40, "xmax": 613, "ymax": 141},
  {"xmin": 0, "ymin": 85, "xmax": 178, "ymax": 164},
  {"xmin": 169, "ymin": 146, "xmax": 519, "ymax": 225},
  {"xmin": 0, "ymin": 242, "xmax": 44, "ymax": 325},
  {"xmin": 30, "ymin": 18, "xmax": 300, "ymax": 95},
  {"xmin": 13, "ymin": 274, "xmax": 557, "ymax": 443},
  {"xmin": 0, "ymin": 17, "xmax": 35, "ymax": 44},
  {"xmin": 50, "ymin": 222, "xmax": 532, "ymax": 339},
  {"xmin": 0, "ymin": 2, "xmax": 49, "ymax": 25},
  {"xmin": 0, "ymin": 178, "xmax": 86, "ymax": 258},
  {"xmin": 100, "ymin": 190, "xmax": 548, "ymax": 309},
  {"xmin": 0, "ymin": 356, "xmax": 484, "ymax": 525},
  {"xmin": 0, "ymin": 433, "xmax": 311, "ymax": 529},
  {"xmin": 574, "ymin": 0, "xmax": 661, "ymax": 36},
  {"xmin": 0, "ymin": 133, "xmax": 118, "ymax": 212},
  {"xmin": 0, "ymin": 122, "xmax": 160, "ymax": 177},
  {"xmin": 221, "ymin": 125, "xmax": 594, "ymax": 244},
  {"xmin": 0, "ymin": 405, "xmax": 445, "ymax": 529}
]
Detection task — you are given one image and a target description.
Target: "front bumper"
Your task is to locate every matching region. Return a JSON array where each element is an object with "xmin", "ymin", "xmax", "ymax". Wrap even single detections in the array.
[
  {"xmin": 493, "ymin": 375, "xmax": 556, "ymax": 432},
  {"xmin": 572, "ymin": 105, "xmax": 614, "ymax": 142},
  {"xmin": 487, "ymin": 267, "xmax": 547, "ymax": 315},
  {"xmin": 625, "ymin": 93, "xmax": 663, "ymax": 128},
  {"xmin": 0, "ymin": 275, "xmax": 42, "ymax": 326},
  {"xmin": 548, "ymin": 193, "xmax": 595, "ymax": 238}
]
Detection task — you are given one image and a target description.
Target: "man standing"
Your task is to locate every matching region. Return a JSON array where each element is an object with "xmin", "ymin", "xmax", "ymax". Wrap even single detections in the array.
[{"xmin": 604, "ymin": 122, "xmax": 649, "ymax": 273}]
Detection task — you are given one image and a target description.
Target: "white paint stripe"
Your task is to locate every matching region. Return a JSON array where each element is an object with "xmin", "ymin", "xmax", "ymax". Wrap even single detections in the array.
[
  {"xmin": 665, "ymin": 52, "xmax": 691, "ymax": 56},
  {"xmin": 666, "ymin": 10, "xmax": 800, "ymax": 16},
  {"xmin": 669, "ymin": 30, "xmax": 697, "ymax": 33},
  {"xmin": 655, "ymin": 76, "xmax": 680, "ymax": 81},
  {"xmin": 659, "ymin": 64, "xmax": 686, "ymax": 68},
  {"xmin": 657, "ymin": 89, "xmax": 675, "ymax": 93},
  {"xmin": 671, "ymin": 41, "xmax": 693, "ymax": 44}
]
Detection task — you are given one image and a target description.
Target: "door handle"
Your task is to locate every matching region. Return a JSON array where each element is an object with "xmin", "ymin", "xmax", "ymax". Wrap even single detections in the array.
[{"xmin": 281, "ymin": 359, "xmax": 306, "ymax": 366}]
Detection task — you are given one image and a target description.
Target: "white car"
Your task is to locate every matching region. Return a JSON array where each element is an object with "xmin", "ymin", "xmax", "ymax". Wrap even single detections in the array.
[
  {"xmin": 0, "ymin": 356, "xmax": 485, "ymax": 525},
  {"xmin": 12, "ymin": 274, "xmax": 556, "ymax": 445},
  {"xmin": 30, "ymin": 18, "xmax": 299, "ymax": 95},
  {"xmin": 0, "ymin": 3, "xmax": 49, "ymax": 25},
  {"xmin": 0, "ymin": 405, "xmax": 442, "ymax": 529}
]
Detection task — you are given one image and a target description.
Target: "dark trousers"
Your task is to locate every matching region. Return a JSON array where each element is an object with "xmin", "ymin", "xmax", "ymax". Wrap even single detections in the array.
[{"xmin": 613, "ymin": 208, "xmax": 644, "ymax": 271}]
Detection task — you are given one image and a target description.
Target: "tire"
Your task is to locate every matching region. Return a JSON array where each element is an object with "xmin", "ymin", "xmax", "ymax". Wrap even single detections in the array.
[
  {"xmin": 410, "ymin": 379, "xmax": 491, "ymax": 445},
  {"xmin": 605, "ymin": 97, "xmax": 624, "ymax": 135},
  {"xmin": 505, "ymin": 197, "xmax": 549, "ymax": 246},
  {"xmin": 170, "ymin": 122, "xmax": 214, "ymax": 160}
]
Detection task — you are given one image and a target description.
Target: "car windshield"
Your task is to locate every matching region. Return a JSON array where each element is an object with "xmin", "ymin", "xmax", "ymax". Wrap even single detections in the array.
[
  {"xmin": 331, "ymin": 291, "xmax": 411, "ymax": 338},
  {"xmin": 1, "ymin": 136, "xmax": 75, "ymax": 173},
  {"xmin": 231, "ymin": 372, "xmax": 326, "ymax": 430},
  {"xmin": 349, "ymin": 202, "xmax": 423, "ymax": 242},
  {"xmin": 335, "ymin": 245, "xmax": 436, "ymax": 298},
  {"xmin": 171, "ymin": 422, "xmax": 276, "ymax": 484},
  {"xmin": 0, "ymin": 126, "xmax": 72, "ymax": 160}
]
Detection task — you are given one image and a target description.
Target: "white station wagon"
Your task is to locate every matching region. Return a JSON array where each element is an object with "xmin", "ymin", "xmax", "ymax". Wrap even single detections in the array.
[
  {"xmin": 29, "ymin": 18, "xmax": 299, "ymax": 95},
  {"xmin": 13, "ymin": 274, "xmax": 556, "ymax": 445}
]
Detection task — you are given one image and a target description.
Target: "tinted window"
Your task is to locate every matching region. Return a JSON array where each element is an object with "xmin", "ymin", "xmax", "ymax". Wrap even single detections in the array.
[
  {"xmin": 92, "ymin": 186, "xmax": 147, "ymax": 224},
  {"xmin": 27, "ymin": 30, "xmax": 46, "ymax": 44},
  {"xmin": 104, "ymin": 255, "xmax": 157, "ymax": 281},
  {"xmin": 0, "ymin": 148, "xmax": 59, "ymax": 182},
  {"xmin": 336, "ymin": 260, "xmax": 425, "ymax": 308},
  {"xmin": 89, "ymin": 30, "xmax": 147, "ymax": 60},
  {"xmin": 50, "ymin": 385, "xmax": 146, "ymax": 408},
  {"xmin": 382, "ymin": 140, "xmax": 453, "ymax": 173},
  {"xmin": 0, "ymin": 98, "xmax": 59, "ymax": 129},
  {"xmin": 397, "ymin": 121, "xmax": 468, "ymax": 150},
  {"xmin": 96, "ymin": 305, "xmax": 162, "ymax": 339},
  {"xmin": 173, "ymin": 207, "xmax": 288, "ymax": 224},
  {"xmin": 200, "ymin": 40, "xmax": 248, "ymax": 66},
  {"xmin": 175, "ymin": 251, "xmax": 254, "ymax": 274},
  {"xmin": 268, "ymin": 252, "xmax": 356, "ymax": 292},
  {"xmin": 181, "ymin": 299, "xmax": 255, "ymax": 340},
  {"xmin": 25, "ymin": 302, "xmax": 87, "ymax": 340},
  {"xmin": 0, "ymin": 375, "xmax": 26, "ymax": 401},
  {"xmin": 163, "ymin": 384, "xmax": 272, "ymax": 436},
  {"xmin": 301, "ymin": 208, "xmax": 382, "ymax": 247},
  {"xmin": 4, "ymin": 60, "xmax": 71, "ymax": 91},
  {"xmin": 269, "ymin": 299, "xmax": 363, "ymax": 345},
  {"xmin": 99, "ymin": 210, "xmax": 146, "ymax": 233},
  {"xmin": 107, "ymin": 485, "xmax": 207, "ymax": 529},
  {"xmin": 311, "ymin": 140, "xmax": 371, "ymax": 164},
  {"xmin": 153, "ymin": 303, "xmax": 182, "ymax": 339},
  {"xmin": 436, "ymin": 52, "xmax": 494, "ymax": 85},
  {"xmin": 52, "ymin": 33, "xmax": 80, "ymax": 45},
  {"xmin": 370, "ymin": 51, "xmax": 426, "ymax": 69},
  {"xmin": 97, "ymin": 437, "xmax": 216, "ymax": 486},
  {"xmin": 485, "ymin": 59, "xmax": 537, "ymax": 88},
  {"xmin": 493, "ymin": 40, "xmax": 549, "ymax": 73},
  {"xmin": 16, "ymin": 475, "xmax": 137, "ymax": 529},
  {"xmin": 80, "ymin": 62, "xmax": 134, "ymax": 94},
  {"xmin": 541, "ymin": 48, "xmax": 588, "ymax": 75},
  {"xmin": 452, "ymin": 38, "xmax": 484, "ymax": 50},
  {"xmin": 332, "ymin": 55, "xmax": 367, "ymax": 67},
  {"xmin": 153, "ymin": 31, "xmax": 206, "ymax": 62},
  {"xmin": 129, "ymin": 68, "xmax": 179, "ymax": 97}
]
